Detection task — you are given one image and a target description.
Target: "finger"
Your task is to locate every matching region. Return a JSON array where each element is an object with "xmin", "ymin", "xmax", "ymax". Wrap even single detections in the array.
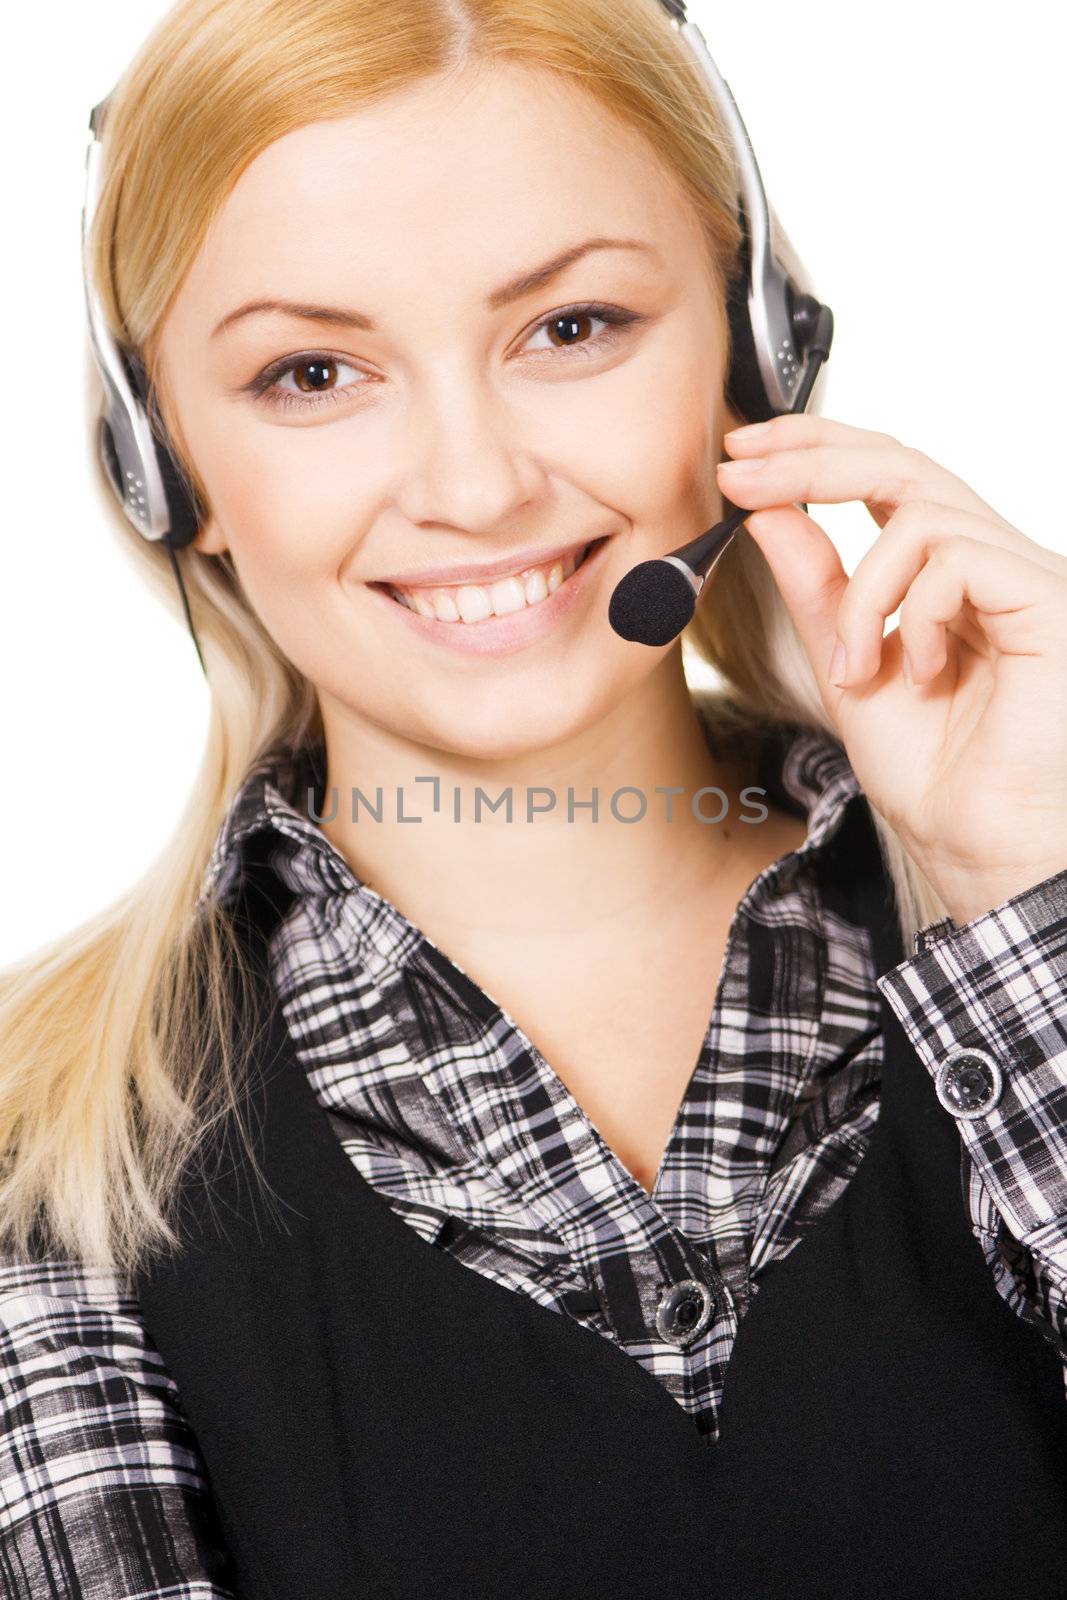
[
  {"xmin": 725, "ymin": 413, "xmax": 898, "ymax": 454},
  {"xmin": 717, "ymin": 438, "xmax": 1019, "ymax": 533},
  {"xmin": 738, "ymin": 503, "xmax": 850, "ymax": 701},
  {"xmin": 833, "ymin": 500, "xmax": 1067, "ymax": 685},
  {"xmin": 896, "ymin": 535, "xmax": 1067, "ymax": 685}
]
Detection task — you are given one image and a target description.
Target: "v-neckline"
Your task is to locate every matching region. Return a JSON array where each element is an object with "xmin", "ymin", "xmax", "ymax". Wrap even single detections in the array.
[
  {"xmin": 307, "ymin": 721, "xmax": 849, "ymax": 1235},
  {"xmin": 227, "ymin": 790, "xmax": 903, "ymax": 1450}
]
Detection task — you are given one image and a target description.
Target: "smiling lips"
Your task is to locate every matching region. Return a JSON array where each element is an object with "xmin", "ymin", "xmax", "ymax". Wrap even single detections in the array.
[{"xmin": 380, "ymin": 539, "xmax": 601, "ymax": 624}]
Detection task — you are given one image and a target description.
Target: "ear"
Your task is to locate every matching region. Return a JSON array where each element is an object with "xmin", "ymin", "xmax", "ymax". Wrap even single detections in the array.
[{"xmin": 191, "ymin": 516, "xmax": 228, "ymax": 556}]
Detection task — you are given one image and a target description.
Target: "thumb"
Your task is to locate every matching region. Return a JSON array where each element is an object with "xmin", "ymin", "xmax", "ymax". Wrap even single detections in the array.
[{"xmin": 742, "ymin": 504, "xmax": 850, "ymax": 689}]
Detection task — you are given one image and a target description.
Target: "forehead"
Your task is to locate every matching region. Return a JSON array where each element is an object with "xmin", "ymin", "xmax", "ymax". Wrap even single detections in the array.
[{"xmin": 180, "ymin": 60, "xmax": 701, "ymax": 312}]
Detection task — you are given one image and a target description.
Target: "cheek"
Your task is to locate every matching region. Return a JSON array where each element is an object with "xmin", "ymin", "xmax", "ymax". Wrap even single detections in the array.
[
  {"xmin": 204, "ymin": 419, "xmax": 359, "ymax": 556},
  {"xmin": 569, "ymin": 350, "xmax": 718, "ymax": 527},
  {"xmin": 189, "ymin": 415, "xmax": 369, "ymax": 652}
]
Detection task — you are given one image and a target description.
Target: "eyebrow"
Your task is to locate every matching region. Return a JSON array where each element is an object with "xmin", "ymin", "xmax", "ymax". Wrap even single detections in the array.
[{"xmin": 210, "ymin": 235, "xmax": 659, "ymax": 339}]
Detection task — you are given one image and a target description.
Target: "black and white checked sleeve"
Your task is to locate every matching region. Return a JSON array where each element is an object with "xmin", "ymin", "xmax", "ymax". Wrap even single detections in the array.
[
  {"xmin": 876, "ymin": 866, "xmax": 1067, "ymax": 1394},
  {"xmin": 0, "ymin": 1255, "xmax": 235, "ymax": 1599}
]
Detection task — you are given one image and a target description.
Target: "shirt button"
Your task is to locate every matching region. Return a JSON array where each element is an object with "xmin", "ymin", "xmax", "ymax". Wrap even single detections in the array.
[
  {"xmin": 655, "ymin": 1278, "xmax": 715, "ymax": 1347},
  {"xmin": 934, "ymin": 1046, "xmax": 1004, "ymax": 1120},
  {"xmin": 558, "ymin": 1287, "xmax": 602, "ymax": 1321}
]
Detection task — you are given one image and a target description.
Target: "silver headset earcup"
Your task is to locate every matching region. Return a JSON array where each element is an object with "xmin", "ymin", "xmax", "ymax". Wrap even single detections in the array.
[
  {"xmin": 724, "ymin": 211, "xmax": 779, "ymax": 425},
  {"xmin": 98, "ymin": 400, "xmax": 200, "ymax": 549},
  {"xmin": 117, "ymin": 348, "xmax": 201, "ymax": 548},
  {"xmin": 725, "ymin": 280, "xmax": 777, "ymax": 424},
  {"xmin": 97, "ymin": 412, "xmax": 199, "ymax": 550},
  {"xmin": 155, "ymin": 442, "xmax": 201, "ymax": 550},
  {"xmin": 99, "ymin": 417, "xmax": 124, "ymax": 500}
]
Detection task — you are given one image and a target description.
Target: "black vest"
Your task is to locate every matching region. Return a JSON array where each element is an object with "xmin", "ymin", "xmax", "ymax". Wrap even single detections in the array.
[{"xmin": 135, "ymin": 798, "xmax": 1067, "ymax": 1598}]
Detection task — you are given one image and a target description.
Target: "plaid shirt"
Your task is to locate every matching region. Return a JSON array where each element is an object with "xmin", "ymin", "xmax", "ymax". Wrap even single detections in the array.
[{"xmin": 3, "ymin": 700, "xmax": 1066, "ymax": 1597}]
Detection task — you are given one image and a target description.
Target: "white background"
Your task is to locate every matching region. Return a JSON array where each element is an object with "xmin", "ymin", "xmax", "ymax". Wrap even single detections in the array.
[{"xmin": 1, "ymin": 1, "xmax": 1062, "ymax": 963}]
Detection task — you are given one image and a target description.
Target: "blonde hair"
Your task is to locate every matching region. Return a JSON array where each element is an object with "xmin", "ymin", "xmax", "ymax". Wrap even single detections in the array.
[{"xmin": 0, "ymin": 0, "xmax": 950, "ymax": 1284}]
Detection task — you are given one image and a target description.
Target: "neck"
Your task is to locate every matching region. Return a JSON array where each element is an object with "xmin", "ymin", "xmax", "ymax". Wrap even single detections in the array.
[{"xmin": 316, "ymin": 653, "xmax": 743, "ymax": 950}]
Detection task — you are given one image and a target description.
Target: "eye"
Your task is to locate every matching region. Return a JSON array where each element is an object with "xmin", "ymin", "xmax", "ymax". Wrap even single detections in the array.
[
  {"xmin": 246, "ymin": 300, "xmax": 644, "ymax": 416},
  {"xmin": 249, "ymin": 353, "xmax": 371, "ymax": 412},
  {"xmin": 280, "ymin": 356, "xmax": 361, "ymax": 394},
  {"xmin": 519, "ymin": 301, "xmax": 643, "ymax": 359}
]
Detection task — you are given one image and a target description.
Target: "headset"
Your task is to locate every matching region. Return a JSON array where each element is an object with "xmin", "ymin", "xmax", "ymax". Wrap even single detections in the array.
[
  {"xmin": 81, "ymin": 0, "xmax": 833, "ymax": 671},
  {"xmin": 83, "ymin": 98, "xmax": 206, "ymax": 672}
]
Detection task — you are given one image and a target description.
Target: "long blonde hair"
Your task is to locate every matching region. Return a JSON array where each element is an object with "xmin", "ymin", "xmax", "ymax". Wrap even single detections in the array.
[{"xmin": 0, "ymin": 0, "xmax": 950, "ymax": 1285}]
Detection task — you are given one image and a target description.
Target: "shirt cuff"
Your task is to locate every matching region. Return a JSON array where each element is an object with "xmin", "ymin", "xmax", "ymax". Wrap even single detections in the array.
[{"xmin": 875, "ymin": 865, "xmax": 1067, "ymax": 1241}]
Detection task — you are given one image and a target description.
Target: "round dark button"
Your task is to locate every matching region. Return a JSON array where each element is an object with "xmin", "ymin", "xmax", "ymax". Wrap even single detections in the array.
[
  {"xmin": 655, "ymin": 1278, "xmax": 714, "ymax": 1347},
  {"xmin": 934, "ymin": 1047, "xmax": 1004, "ymax": 1120}
]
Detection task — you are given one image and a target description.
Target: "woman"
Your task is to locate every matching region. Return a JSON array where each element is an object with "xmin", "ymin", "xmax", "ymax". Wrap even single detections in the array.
[{"xmin": 1, "ymin": 0, "xmax": 1066, "ymax": 1594}]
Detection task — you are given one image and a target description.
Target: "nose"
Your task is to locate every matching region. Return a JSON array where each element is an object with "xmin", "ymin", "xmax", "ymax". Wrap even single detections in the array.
[{"xmin": 392, "ymin": 370, "xmax": 548, "ymax": 535}]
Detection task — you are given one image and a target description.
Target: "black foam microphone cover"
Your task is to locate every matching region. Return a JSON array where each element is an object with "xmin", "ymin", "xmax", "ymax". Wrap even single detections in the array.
[{"xmin": 607, "ymin": 560, "xmax": 696, "ymax": 645}]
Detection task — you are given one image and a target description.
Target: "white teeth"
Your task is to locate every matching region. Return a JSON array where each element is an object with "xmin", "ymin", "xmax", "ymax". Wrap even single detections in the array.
[
  {"xmin": 386, "ymin": 542, "xmax": 593, "ymax": 623},
  {"xmin": 523, "ymin": 569, "xmax": 548, "ymax": 605},
  {"xmin": 486, "ymin": 575, "xmax": 527, "ymax": 616},
  {"xmin": 432, "ymin": 592, "xmax": 460, "ymax": 622},
  {"xmin": 456, "ymin": 586, "xmax": 492, "ymax": 623}
]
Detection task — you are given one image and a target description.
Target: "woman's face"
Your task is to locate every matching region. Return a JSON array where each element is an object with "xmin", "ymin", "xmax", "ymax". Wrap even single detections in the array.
[{"xmin": 157, "ymin": 59, "xmax": 739, "ymax": 758}]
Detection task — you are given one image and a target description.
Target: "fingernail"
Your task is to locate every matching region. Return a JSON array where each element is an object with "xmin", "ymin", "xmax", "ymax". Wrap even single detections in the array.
[
  {"xmin": 718, "ymin": 456, "xmax": 766, "ymax": 474},
  {"xmin": 830, "ymin": 636, "xmax": 847, "ymax": 685},
  {"xmin": 724, "ymin": 421, "xmax": 771, "ymax": 442}
]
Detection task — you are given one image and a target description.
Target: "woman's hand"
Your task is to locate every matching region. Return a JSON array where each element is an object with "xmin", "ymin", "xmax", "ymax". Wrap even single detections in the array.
[{"xmin": 716, "ymin": 415, "xmax": 1067, "ymax": 925}]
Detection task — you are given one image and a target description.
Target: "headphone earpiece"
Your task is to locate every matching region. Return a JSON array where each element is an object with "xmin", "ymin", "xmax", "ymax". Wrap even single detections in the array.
[
  {"xmin": 119, "ymin": 350, "xmax": 201, "ymax": 550},
  {"xmin": 723, "ymin": 218, "xmax": 776, "ymax": 425},
  {"xmin": 98, "ymin": 415, "xmax": 124, "ymax": 503},
  {"xmin": 154, "ymin": 449, "xmax": 201, "ymax": 552},
  {"xmin": 724, "ymin": 245, "xmax": 826, "ymax": 424}
]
